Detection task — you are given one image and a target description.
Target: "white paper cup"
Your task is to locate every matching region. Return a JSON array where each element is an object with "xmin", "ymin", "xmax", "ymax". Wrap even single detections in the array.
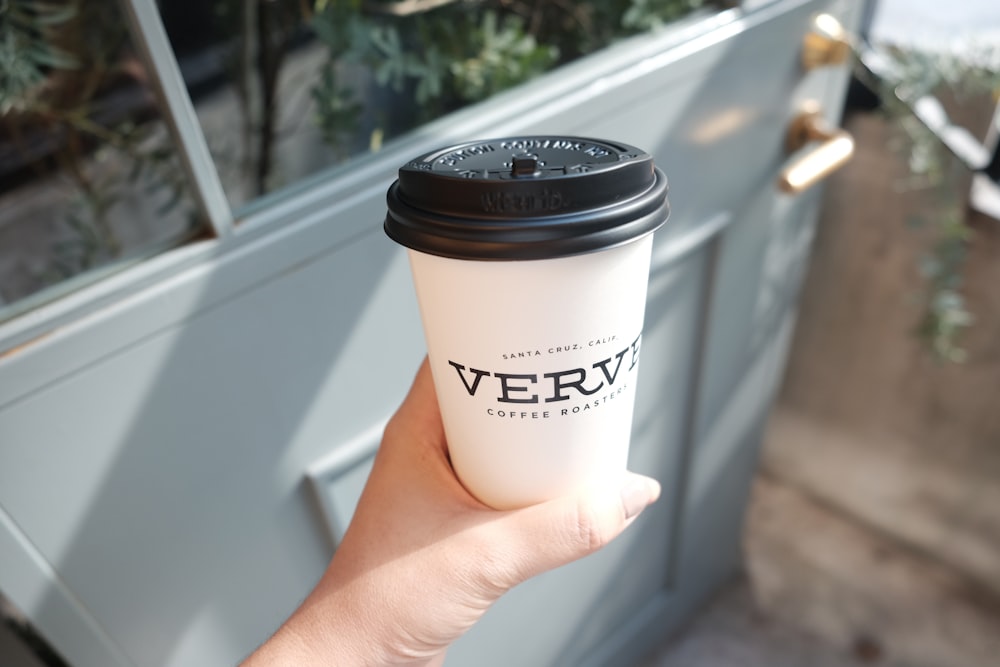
[{"xmin": 385, "ymin": 136, "xmax": 669, "ymax": 509}]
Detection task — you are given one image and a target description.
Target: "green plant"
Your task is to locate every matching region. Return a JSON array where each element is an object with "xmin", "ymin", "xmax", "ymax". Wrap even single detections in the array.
[
  {"xmin": 0, "ymin": 0, "xmax": 80, "ymax": 114},
  {"xmin": 870, "ymin": 45, "xmax": 1000, "ymax": 362},
  {"xmin": 622, "ymin": 0, "xmax": 706, "ymax": 31},
  {"xmin": 366, "ymin": 9, "xmax": 558, "ymax": 108},
  {"xmin": 1, "ymin": 0, "xmax": 195, "ymax": 292},
  {"xmin": 916, "ymin": 206, "xmax": 974, "ymax": 362},
  {"xmin": 309, "ymin": 0, "xmax": 710, "ymax": 157},
  {"xmin": 447, "ymin": 11, "xmax": 559, "ymax": 104},
  {"xmin": 310, "ymin": 0, "xmax": 367, "ymax": 150}
]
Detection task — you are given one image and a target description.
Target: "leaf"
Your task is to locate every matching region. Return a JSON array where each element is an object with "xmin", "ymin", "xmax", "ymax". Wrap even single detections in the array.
[
  {"xmin": 28, "ymin": 43, "xmax": 80, "ymax": 70},
  {"xmin": 32, "ymin": 3, "xmax": 80, "ymax": 26}
]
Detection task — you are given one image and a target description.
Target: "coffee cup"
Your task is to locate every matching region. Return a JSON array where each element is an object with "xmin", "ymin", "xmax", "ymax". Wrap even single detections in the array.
[{"xmin": 385, "ymin": 136, "xmax": 669, "ymax": 509}]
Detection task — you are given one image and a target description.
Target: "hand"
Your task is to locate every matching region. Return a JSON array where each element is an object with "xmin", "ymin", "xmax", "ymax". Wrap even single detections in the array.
[{"xmin": 242, "ymin": 358, "xmax": 660, "ymax": 666}]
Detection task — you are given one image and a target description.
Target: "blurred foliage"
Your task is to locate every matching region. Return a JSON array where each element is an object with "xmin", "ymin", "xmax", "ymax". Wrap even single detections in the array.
[
  {"xmin": 447, "ymin": 11, "xmax": 558, "ymax": 104},
  {"xmin": 0, "ymin": 0, "xmax": 195, "ymax": 292},
  {"xmin": 366, "ymin": 10, "xmax": 557, "ymax": 107},
  {"xmin": 310, "ymin": 0, "xmax": 708, "ymax": 157},
  {"xmin": 1, "ymin": 0, "xmax": 708, "ymax": 303},
  {"xmin": 622, "ymin": 0, "xmax": 706, "ymax": 31},
  {"xmin": 871, "ymin": 45, "xmax": 1000, "ymax": 362},
  {"xmin": 0, "ymin": 0, "xmax": 80, "ymax": 114},
  {"xmin": 916, "ymin": 208, "xmax": 974, "ymax": 363}
]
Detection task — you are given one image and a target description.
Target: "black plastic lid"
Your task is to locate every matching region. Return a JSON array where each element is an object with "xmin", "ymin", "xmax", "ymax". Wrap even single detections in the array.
[{"xmin": 384, "ymin": 136, "xmax": 669, "ymax": 260}]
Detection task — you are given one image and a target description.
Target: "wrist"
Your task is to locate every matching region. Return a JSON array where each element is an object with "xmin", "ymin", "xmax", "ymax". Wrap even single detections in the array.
[
  {"xmin": 255, "ymin": 577, "xmax": 448, "ymax": 667},
  {"xmin": 241, "ymin": 583, "xmax": 377, "ymax": 666}
]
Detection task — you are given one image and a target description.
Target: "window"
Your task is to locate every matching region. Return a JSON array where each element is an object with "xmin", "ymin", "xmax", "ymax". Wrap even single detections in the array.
[
  {"xmin": 0, "ymin": 1, "xmax": 200, "ymax": 318},
  {"xmin": 0, "ymin": 0, "xmax": 716, "ymax": 324},
  {"xmin": 162, "ymin": 0, "xmax": 716, "ymax": 211}
]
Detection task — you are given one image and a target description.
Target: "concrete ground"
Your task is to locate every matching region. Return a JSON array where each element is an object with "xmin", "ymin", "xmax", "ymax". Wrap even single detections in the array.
[{"xmin": 641, "ymin": 406, "xmax": 1000, "ymax": 667}]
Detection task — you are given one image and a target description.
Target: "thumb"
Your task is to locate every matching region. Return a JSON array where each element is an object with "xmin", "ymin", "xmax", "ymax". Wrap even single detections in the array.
[{"xmin": 494, "ymin": 472, "xmax": 661, "ymax": 586}]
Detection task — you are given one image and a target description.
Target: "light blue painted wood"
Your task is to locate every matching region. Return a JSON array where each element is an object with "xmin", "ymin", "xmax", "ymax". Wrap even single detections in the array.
[
  {"xmin": 0, "ymin": 231, "xmax": 428, "ymax": 666},
  {"xmin": 306, "ymin": 420, "xmax": 385, "ymax": 547},
  {"xmin": 0, "ymin": 506, "xmax": 132, "ymax": 667},
  {"xmin": 0, "ymin": 0, "xmax": 864, "ymax": 664},
  {"xmin": 631, "ymin": 1, "xmax": 863, "ymax": 665}
]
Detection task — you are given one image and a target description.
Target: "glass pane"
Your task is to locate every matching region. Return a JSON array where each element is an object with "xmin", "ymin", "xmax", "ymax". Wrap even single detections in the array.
[
  {"xmin": 0, "ymin": 1, "xmax": 203, "ymax": 320},
  {"xmin": 162, "ymin": 0, "xmax": 719, "ymax": 212}
]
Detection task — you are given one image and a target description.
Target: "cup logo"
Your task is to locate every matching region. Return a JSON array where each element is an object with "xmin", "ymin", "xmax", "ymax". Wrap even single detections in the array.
[{"xmin": 446, "ymin": 334, "xmax": 641, "ymax": 418}]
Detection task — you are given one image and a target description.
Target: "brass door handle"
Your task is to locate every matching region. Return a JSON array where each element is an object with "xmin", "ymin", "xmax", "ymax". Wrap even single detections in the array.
[
  {"xmin": 802, "ymin": 13, "xmax": 852, "ymax": 70},
  {"xmin": 777, "ymin": 103, "xmax": 855, "ymax": 194}
]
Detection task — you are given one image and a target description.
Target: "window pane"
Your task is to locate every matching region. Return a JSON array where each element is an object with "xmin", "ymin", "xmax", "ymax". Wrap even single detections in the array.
[
  {"xmin": 0, "ymin": 1, "xmax": 203, "ymax": 320},
  {"xmin": 162, "ymin": 0, "xmax": 716, "ymax": 213}
]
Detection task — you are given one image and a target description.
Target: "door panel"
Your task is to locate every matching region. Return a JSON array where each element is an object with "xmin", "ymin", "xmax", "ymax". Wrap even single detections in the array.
[
  {"xmin": 677, "ymin": 0, "xmax": 863, "ymax": 643},
  {"xmin": 0, "ymin": 1, "xmax": 862, "ymax": 665}
]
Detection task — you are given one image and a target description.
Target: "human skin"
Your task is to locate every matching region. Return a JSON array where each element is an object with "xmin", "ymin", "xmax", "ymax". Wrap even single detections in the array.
[{"xmin": 242, "ymin": 359, "xmax": 660, "ymax": 666}]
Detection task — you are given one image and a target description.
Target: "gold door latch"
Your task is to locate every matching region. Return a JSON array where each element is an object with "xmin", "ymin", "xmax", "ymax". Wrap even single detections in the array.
[
  {"xmin": 777, "ymin": 102, "xmax": 855, "ymax": 194},
  {"xmin": 802, "ymin": 13, "xmax": 852, "ymax": 70}
]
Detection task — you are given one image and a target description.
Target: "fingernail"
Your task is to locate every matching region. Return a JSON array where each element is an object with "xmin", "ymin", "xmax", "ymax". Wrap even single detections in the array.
[{"xmin": 621, "ymin": 474, "xmax": 659, "ymax": 520}]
